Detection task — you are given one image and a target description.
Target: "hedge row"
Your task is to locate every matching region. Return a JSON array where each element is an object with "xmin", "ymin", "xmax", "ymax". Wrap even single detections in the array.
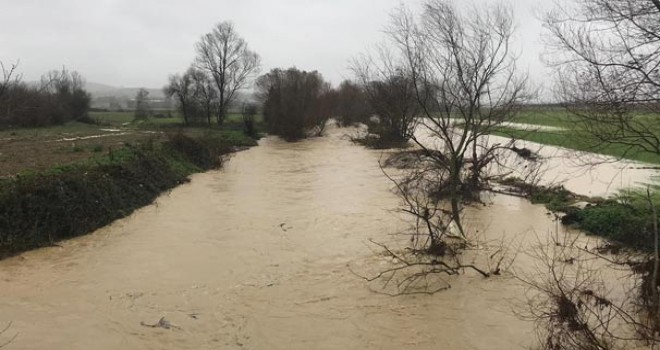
[{"xmin": 0, "ymin": 133, "xmax": 253, "ymax": 257}]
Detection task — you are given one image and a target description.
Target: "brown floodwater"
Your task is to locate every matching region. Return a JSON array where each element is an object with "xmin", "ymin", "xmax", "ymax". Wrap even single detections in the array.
[
  {"xmin": 413, "ymin": 127, "xmax": 658, "ymax": 197},
  {"xmin": 0, "ymin": 126, "xmax": 649, "ymax": 349}
]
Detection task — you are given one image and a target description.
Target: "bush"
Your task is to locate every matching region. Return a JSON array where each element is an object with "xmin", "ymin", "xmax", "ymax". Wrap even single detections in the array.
[
  {"xmin": 164, "ymin": 132, "xmax": 232, "ymax": 169},
  {"xmin": 257, "ymin": 67, "xmax": 334, "ymax": 141},
  {"xmin": 561, "ymin": 199, "xmax": 652, "ymax": 249}
]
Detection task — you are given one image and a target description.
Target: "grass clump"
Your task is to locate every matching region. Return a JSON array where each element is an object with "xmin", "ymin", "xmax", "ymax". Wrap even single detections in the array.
[
  {"xmin": 498, "ymin": 177, "xmax": 658, "ymax": 251},
  {"xmin": 561, "ymin": 193, "xmax": 657, "ymax": 250}
]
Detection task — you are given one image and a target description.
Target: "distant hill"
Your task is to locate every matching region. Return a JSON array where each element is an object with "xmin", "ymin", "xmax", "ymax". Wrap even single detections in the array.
[
  {"xmin": 85, "ymin": 82, "xmax": 164, "ymax": 99},
  {"xmin": 84, "ymin": 81, "xmax": 257, "ymax": 111}
]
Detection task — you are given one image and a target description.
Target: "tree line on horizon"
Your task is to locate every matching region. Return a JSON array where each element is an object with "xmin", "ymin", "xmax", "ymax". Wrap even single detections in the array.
[
  {"xmin": 163, "ymin": 21, "xmax": 402, "ymax": 141},
  {"xmin": 0, "ymin": 65, "xmax": 91, "ymax": 127}
]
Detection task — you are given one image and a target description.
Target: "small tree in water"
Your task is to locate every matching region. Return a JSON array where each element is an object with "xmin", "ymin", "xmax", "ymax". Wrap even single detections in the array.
[
  {"xmin": 256, "ymin": 67, "xmax": 333, "ymax": 141},
  {"xmin": 352, "ymin": 47, "xmax": 421, "ymax": 148},
  {"xmin": 352, "ymin": 0, "xmax": 532, "ymax": 295},
  {"xmin": 394, "ymin": 1, "xmax": 529, "ymax": 236}
]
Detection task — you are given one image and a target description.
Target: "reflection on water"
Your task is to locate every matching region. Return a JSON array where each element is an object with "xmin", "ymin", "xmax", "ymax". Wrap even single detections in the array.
[{"xmin": 0, "ymin": 126, "xmax": 649, "ymax": 349}]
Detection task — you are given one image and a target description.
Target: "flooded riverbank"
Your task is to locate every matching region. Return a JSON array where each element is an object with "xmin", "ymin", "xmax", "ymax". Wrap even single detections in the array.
[{"xmin": 0, "ymin": 127, "xmax": 648, "ymax": 349}]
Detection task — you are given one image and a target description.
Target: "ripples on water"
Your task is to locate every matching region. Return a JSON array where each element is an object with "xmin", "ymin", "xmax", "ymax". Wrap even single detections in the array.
[{"xmin": 0, "ymin": 126, "xmax": 651, "ymax": 349}]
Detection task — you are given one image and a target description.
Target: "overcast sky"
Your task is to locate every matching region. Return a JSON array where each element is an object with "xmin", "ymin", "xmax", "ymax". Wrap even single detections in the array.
[{"xmin": 0, "ymin": 0, "xmax": 549, "ymax": 91}]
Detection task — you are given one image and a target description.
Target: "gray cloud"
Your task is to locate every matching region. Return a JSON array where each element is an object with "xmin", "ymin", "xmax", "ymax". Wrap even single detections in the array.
[{"xmin": 1, "ymin": 0, "xmax": 549, "ymax": 91}]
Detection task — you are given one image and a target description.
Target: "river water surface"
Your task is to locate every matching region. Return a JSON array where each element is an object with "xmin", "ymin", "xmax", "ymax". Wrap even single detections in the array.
[{"xmin": 0, "ymin": 127, "xmax": 652, "ymax": 349}]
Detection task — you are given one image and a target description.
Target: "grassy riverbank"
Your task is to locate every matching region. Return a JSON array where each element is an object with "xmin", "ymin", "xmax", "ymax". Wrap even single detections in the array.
[
  {"xmin": 499, "ymin": 177, "xmax": 659, "ymax": 251},
  {"xmin": 490, "ymin": 109, "xmax": 660, "ymax": 164},
  {"xmin": 0, "ymin": 130, "xmax": 257, "ymax": 258}
]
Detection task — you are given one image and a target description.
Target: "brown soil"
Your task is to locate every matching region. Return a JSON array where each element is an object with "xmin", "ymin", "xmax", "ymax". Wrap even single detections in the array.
[{"xmin": 0, "ymin": 130, "xmax": 164, "ymax": 178}]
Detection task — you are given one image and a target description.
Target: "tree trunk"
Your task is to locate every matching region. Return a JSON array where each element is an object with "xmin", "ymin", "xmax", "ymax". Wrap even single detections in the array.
[
  {"xmin": 450, "ymin": 158, "xmax": 465, "ymax": 237},
  {"xmin": 647, "ymin": 186, "xmax": 659, "ymax": 329}
]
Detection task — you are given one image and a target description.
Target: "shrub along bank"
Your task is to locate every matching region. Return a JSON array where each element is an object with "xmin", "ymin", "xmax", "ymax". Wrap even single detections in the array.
[
  {"xmin": 498, "ymin": 177, "xmax": 658, "ymax": 251},
  {"xmin": 0, "ymin": 132, "xmax": 256, "ymax": 258},
  {"xmin": 560, "ymin": 195, "xmax": 656, "ymax": 250}
]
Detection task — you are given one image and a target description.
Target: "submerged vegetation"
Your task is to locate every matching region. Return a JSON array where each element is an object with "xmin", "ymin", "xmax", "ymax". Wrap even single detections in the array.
[{"xmin": 500, "ymin": 176, "xmax": 660, "ymax": 251}]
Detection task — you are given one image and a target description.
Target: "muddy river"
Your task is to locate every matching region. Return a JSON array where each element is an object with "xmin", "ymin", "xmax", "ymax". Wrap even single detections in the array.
[{"xmin": 0, "ymin": 127, "xmax": 654, "ymax": 349}]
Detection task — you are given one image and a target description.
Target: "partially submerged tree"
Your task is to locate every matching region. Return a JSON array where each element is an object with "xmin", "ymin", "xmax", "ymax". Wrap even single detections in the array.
[
  {"xmin": 335, "ymin": 80, "xmax": 371, "ymax": 127},
  {"xmin": 392, "ymin": 0, "xmax": 530, "ymax": 236},
  {"xmin": 521, "ymin": 226, "xmax": 660, "ymax": 350},
  {"xmin": 256, "ymin": 67, "xmax": 333, "ymax": 141},
  {"xmin": 352, "ymin": 47, "xmax": 421, "ymax": 146},
  {"xmin": 353, "ymin": 0, "xmax": 530, "ymax": 295},
  {"xmin": 195, "ymin": 21, "xmax": 261, "ymax": 125}
]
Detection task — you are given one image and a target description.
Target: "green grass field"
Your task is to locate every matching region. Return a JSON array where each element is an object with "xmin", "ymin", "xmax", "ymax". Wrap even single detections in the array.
[
  {"xmin": 0, "ymin": 110, "xmax": 263, "ymax": 178},
  {"xmin": 488, "ymin": 109, "xmax": 660, "ymax": 164},
  {"xmin": 89, "ymin": 111, "xmax": 261, "ymax": 128},
  {"xmin": 492, "ymin": 127, "xmax": 660, "ymax": 164},
  {"xmin": 508, "ymin": 109, "xmax": 576, "ymax": 128}
]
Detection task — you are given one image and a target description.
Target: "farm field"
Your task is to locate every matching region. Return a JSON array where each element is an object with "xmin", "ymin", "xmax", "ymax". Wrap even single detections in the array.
[{"xmin": 0, "ymin": 112, "xmax": 258, "ymax": 178}]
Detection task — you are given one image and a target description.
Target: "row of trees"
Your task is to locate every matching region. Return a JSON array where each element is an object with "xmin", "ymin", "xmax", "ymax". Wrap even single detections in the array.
[
  {"xmin": 164, "ymin": 22, "xmax": 261, "ymax": 127},
  {"xmin": 0, "ymin": 63, "xmax": 91, "ymax": 127},
  {"xmin": 164, "ymin": 21, "xmax": 419, "ymax": 141},
  {"xmin": 256, "ymin": 69, "xmax": 375, "ymax": 141}
]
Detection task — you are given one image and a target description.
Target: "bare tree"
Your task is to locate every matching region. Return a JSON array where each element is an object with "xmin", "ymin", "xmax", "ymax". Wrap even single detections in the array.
[
  {"xmin": 32, "ymin": 67, "xmax": 90, "ymax": 124},
  {"xmin": 352, "ymin": 46, "xmax": 421, "ymax": 147},
  {"xmin": 195, "ymin": 21, "xmax": 261, "ymax": 125},
  {"xmin": 390, "ymin": 0, "xmax": 530, "ymax": 237},
  {"xmin": 0, "ymin": 60, "xmax": 21, "ymax": 102},
  {"xmin": 542, "ymin": 3, "xmax": 660, "ymax": 346},
  {"xmin": 0, "ymin": 60, "xmax": 22, "ymax": 122},
  {"xmin": 350, "ymin": 1, "xmax": 532, "ymax": 297},
  {"xmin": 519, "ymin": 227, "xmax": 660, "ymax": 350},
  {"xmin": 164, "ymin": 68, "xmax": 197, "ymax": 126},
  {"xmin": 349, "ymin": 154, "xmax": 510, "ymax": 295},
  {"xmin": 545, "ymin": 0, "xmax": 660, "ymax": 161},
  {"xmin": 190, "ymin": 68, "xmax": 219, "ymax": 126}
]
